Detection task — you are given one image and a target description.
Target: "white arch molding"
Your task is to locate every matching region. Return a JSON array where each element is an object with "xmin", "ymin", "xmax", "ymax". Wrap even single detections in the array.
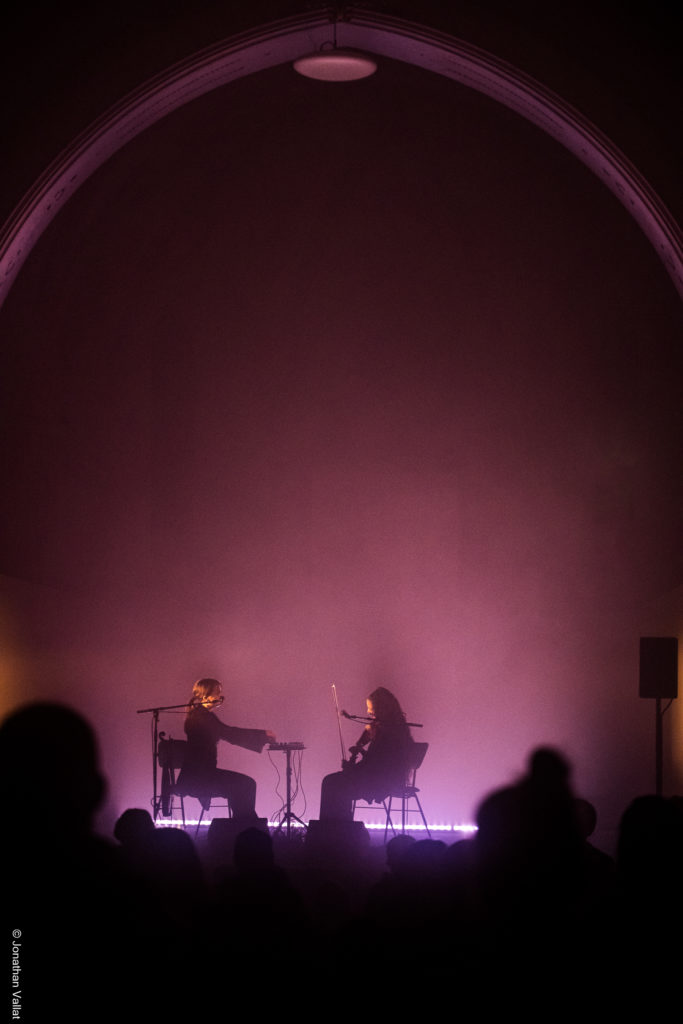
[{"xmin": 1, "ymin": 8, "xmax": 682, "ymax": 307}]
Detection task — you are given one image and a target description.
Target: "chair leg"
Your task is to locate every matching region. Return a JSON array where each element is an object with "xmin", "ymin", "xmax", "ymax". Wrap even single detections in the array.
[
  {"xmin": 384, "ymin": 797, "xmax": 397, "ymax": 842},
  {"xmin": 414, "ymin": 793, "xmax": 431, "ymax": 838},
  {"xmin": 180, "ymin": 795, "xmax": 185, "ymax": 830},
  {"xmin": 195, "ymin": 803, "xmax": 205, "ymax": 839}
]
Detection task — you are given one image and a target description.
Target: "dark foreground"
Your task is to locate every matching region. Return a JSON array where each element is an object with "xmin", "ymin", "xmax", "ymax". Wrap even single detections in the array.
[{"xmin": 3, "ymin": 704, "xmax": 681, "ymax": 1020}]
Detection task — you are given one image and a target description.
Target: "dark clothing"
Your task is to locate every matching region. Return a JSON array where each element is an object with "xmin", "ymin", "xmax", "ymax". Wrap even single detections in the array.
[
  {"xmin": 176, "ymin": 707, "xmax": 269, "ymax": 817},
  {"xmin": 320, "ymin": 719, "xmax": 413, "ymax": 821}
]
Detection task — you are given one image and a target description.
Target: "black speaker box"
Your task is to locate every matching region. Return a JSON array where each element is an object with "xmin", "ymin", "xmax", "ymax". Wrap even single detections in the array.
[
  {"xmin": 639, "ymin": 637, "xmax": 678, "ymax": 699},
  {"xmin": 305, "ymin": 818, "xmax": 369, "ymax": 854}
]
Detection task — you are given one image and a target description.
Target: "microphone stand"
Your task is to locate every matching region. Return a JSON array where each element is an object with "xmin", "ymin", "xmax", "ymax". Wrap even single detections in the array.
[{"xmin": 136, "ymin": 702, "xmax": 189, "ymax": 820}]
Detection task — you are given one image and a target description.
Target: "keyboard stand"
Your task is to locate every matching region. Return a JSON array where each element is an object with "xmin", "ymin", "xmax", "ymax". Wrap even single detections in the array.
[{"xmin": 269, "ymin": 742, "xmax": 307, "ymax": 839}]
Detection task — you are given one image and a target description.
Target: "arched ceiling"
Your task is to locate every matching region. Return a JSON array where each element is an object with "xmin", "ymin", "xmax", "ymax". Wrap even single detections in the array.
[{"xmin": 1, "ymin": 8, "xmax": 682, "ymax": 307}]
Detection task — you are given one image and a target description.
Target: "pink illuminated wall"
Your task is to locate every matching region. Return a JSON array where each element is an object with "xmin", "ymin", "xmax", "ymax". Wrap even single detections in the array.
[{"xmin": 1, "ymin": 50, "xmax": 682, "ymax": 844}]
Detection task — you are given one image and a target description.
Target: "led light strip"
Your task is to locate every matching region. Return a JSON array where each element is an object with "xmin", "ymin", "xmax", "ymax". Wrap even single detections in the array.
[{"xmin": 156, "ymin": 818, "xmax": 477, "ymax": 833}]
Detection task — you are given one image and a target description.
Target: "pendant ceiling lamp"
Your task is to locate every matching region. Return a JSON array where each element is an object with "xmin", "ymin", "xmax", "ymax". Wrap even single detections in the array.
[
  {"xmin": 293, "ymin": 16, "xmax": 376, "ymax": 82},
  {"xmin": 293, "ymin": 47, "xmax": 377, "ymax": 81}
]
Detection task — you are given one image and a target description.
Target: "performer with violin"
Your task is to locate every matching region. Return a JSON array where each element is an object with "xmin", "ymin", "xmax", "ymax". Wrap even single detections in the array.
[
  {"xmin": 319, "ymin": 686, "xmax": 414, "ymax": 821},
  {"xmin": 176, "ymin": 678, "xmax": 276, "ymax": 820}
]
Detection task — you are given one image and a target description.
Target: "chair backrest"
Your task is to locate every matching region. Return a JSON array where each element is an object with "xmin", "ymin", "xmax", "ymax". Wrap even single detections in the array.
[
  {"xmin": 407, "ymin": 741, "xmax": 428, "ymax": 779},
  {"xmin": 157, "ymin": 735, "xmax": 187, "ymax": 772}
]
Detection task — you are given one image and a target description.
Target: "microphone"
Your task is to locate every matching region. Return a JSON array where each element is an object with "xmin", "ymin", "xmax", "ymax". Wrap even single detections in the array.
[{"xmin": 341, "ymin": 710, "xmax": 373, "ymax": 722}]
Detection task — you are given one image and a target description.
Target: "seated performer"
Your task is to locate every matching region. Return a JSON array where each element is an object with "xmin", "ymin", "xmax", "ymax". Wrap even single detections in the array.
[
  {"xmin": 176, "ymin": 678, "xmax": 275, "ymax": 820},
  {"xmin": 319, "ymin": 686, "xmax": 414, "ymax": 821}
]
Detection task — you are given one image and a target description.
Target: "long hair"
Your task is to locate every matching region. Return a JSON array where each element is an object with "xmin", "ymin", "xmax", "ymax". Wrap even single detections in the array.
[
  {"xmin": 368, "ymin": 686, "xmax": 407, "ymax": 727},
  {"xmin": 188, "ymin": 677, "xmax": 222, "ymax": 709}
]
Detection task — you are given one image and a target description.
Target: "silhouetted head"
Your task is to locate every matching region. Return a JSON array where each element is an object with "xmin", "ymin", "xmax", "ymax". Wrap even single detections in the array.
[
  {"xmin": 0, "ymin": 702, "xmax": 105, "ymax": 835},
  {"xmin": 527, "ymin": 746, "xmax": 572, "ymax": 787},
  {"xmin": 188, "ymin": 677, "xmax": 223, "ymax": 710},
  {"xmin": 386, "ymin": 833, "xmax": 417, "ymax": 874},
  {"xmin": 152, "ymin": 826, "xmax": 205, "ymax": 891},
  {"xmin": 407, "ymin": 838, "xmax": 448, "ymax": 878},
  {"xmin": 234, "ymin": 827, "xmax": 275, "ymax": 873},
  {"xmin": 114, "ymin": 808, "xmax": 156, "ymax": 848},
  {"xmin": 518, "ymin": 747, "xmax": 583, "ymax": 865},
  {"xmin": 476, "ymin": 784, "xmax": 522, "ymax": 860},
  {"xmin": 367, "ymin": 687, "xmax": 405, "ymax": 724}
]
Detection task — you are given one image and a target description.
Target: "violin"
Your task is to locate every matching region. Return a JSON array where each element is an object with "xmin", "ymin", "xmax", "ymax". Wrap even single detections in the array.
[
  {"xmin": 345, "ymin": 721, "xmax": 375, "ymax": 768},
  {"xmin": 332, "ymin": 684, "xmax": 377, "ymax": 770},
  {"xmin": 331, "ymin": 684, "xmax": 424, "ymax": 773}
]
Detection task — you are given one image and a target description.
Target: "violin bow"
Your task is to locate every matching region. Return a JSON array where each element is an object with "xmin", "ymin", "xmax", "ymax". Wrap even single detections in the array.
[{"xmin": 331, "ymin": 683, "xmax": 347, "ymax": 766}]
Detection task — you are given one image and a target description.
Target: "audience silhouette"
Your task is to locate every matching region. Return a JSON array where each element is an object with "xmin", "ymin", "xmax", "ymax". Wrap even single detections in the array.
[{"xmin": 2, "ymin": 700, "xmax": 677, "ymax": 1015}]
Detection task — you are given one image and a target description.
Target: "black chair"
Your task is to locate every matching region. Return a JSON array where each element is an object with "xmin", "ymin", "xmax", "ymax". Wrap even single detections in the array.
[
  {"xmin": 353, "ymin": 742, "xmax": 431, "ymax": 841},
  {"xmin": 383, "ymin": 741, "xmax": 431, "ymax": 840},
  {"xmin": 158, "ymin": 733, "xmax": 187, "ymax": 826},
  {"xmin": 157, "ymin": 733, "xmax": 231, "ymax": 837}
]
